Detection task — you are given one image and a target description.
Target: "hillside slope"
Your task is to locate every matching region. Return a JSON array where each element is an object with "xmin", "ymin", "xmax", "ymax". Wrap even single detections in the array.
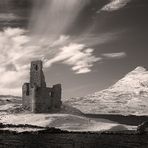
[
  {"xmin": 0, "ymin": 96, "xmax": 135, "ymax": 132},
  {"xmin": 65, "ymin": 67, "xmax": 148, "ymax": 115}
]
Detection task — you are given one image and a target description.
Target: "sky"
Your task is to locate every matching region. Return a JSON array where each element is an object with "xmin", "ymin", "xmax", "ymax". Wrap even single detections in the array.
[{"xmin": 0, "ymin": 0, "xmax": 148, "ymax": 99}]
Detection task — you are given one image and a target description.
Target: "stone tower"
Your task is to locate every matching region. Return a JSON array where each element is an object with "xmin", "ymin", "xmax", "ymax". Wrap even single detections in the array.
[
  {"xmin": 30, "ymin": 61, "xmax": 46, "ymax": 88},
  {"xmin": 22, "ymin": 60, "xmax": 62, "ymax": 113}
]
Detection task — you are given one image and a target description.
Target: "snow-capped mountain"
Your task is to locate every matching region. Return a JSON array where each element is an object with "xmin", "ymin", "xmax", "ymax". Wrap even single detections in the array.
[{"xmin": 65, "ymin": 66, "xmax": 148, "ymax": 115}]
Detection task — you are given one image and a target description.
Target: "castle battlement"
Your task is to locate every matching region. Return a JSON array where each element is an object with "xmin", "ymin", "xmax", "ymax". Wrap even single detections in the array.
[{"xmin": 22, "ymin": 60, "xmax": 62, "ymax": 113}]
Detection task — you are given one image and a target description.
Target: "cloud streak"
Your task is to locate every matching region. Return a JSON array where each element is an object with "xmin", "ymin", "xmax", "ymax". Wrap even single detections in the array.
[
  {"xmin": 0, "ymin": 28, "xmax": 106, "ymax": 95},
  {"xmin": 99, "ymin": 0, "xmax": 131, "ymax": 12},
  {"xmin": 0, "ymin": 26, "xmax": 123, "ymax": 96},
  {"xmin": 102, "ymin": 52, "xmax": 127, "ymax": 59},
  {"xmin": 45, "ymin": 43, "xmax": 101, "ymax": 74}
]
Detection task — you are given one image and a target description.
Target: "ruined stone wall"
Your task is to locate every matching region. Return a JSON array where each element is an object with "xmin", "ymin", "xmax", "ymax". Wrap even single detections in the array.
[
  {"xmin": 31, "ymin": 87, "xmax": 52, "ymax": 113},
  {"xmin": 30, "ymin": 85, "xmax": 62, "ymax": 113},
  {"xmin": 52, "ymin": 84, "xmax": 62, "ymax": 109},
  {"xmin": 22, "ymin": 83, "xmax": 31, "ymax": 110},
  {"xmin": 22, "ymin": 60, "xmax": 62, "ymax": 113},
  {"xmin": 22, "ymin": 83, "xmax": 37, "ymax": 111}
]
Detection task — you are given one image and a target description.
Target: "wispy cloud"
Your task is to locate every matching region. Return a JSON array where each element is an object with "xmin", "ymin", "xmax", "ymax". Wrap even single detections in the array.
[
  {"xmin": 102, "ymin": 52, "xmax": 127, "ymax": 59},
  {"xmin": 0, "ymin": 27, "xmax": 122, "ymax": 95},
  {"xmin": 99, "ymin": 0, "xmax": 131, "ymax": 12},
  {"xmin": 45, "ymin": 43, "xmax": 101, "ymax": 74},
  {"xmin": 0, "ymin": 28, "xmax": 31, "ymax": 95},
  {"xmin": 0, "ymin": 28, "xmax": 101, "ymax": 95}
]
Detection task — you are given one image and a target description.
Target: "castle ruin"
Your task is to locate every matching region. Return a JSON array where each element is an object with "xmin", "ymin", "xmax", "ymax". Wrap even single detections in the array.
[{"xmin": 22, "ymin": 60, "xmax": 62, "ymax": 113}]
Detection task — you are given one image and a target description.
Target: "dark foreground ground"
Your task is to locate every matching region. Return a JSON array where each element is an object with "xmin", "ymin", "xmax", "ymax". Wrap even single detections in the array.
[
  {"xmin": 0, "ymin": 130, "xmax": 148, "ymax": 148},
  {"xmin": 0, "ymin": 114, "xmax": 148, "ymax": 148}
]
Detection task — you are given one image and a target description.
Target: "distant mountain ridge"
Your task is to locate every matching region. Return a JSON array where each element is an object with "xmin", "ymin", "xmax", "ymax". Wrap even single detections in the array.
[{"xmin": 65, "ymin": 66, "xmax": 148, "ymax": 115}]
